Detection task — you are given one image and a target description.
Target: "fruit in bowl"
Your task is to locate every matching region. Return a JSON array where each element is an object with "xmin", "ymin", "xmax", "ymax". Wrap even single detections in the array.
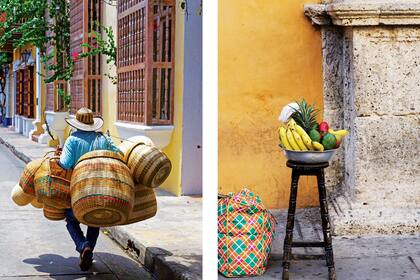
[{"xmin": 277, "ymin": 99, "xmax": 349, "ymax": 162}]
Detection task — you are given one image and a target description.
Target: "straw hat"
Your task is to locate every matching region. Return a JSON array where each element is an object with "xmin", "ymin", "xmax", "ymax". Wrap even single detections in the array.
[{"xmin": 66, "ymin": 108, "xmax": 103, "ymax": 132}]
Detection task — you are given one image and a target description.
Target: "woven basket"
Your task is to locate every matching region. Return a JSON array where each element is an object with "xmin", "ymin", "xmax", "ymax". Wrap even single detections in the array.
[
  {"xmin": 31, "ymin": 199, "xmax": 43, "ymax": 209},
  {"xmin": 118, "ymin": 136, "xmax": 154, "ymax": 156},
  {"xmin": 11, "ymin": 183, "xmax": 33, "ymax": 206},
  {"xmin": 71, "ymin": 150, "xmax": 135, "ymax": 227},
  {"xmin": 123, "ymin": 184, "xmax": 157, "ymax": 225},
  {"xmin": 19, "ymin": 158, "xmax": 46, "ymax": 196},
  {"xmin": 123, "ymin": 143, "xmax": 172, "ymax": 188},
  {"xmin": 43, "ymin": 204, "xmax": 66, "ymax": 221},
  {"xmin": 34, "ymin": 156, "xmax": 72, "ymax": 209}
]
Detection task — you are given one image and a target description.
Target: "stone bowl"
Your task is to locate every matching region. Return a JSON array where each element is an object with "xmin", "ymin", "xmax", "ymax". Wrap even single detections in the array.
[{"xmin": 280, "ymin": 146, "xmax": 338, "ymax": 164}]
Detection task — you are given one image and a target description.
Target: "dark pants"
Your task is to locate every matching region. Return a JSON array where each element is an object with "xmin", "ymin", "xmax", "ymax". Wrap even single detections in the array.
[{"xmin": 65, "ymin": 209, "xmax": 100, "ymax": 253}]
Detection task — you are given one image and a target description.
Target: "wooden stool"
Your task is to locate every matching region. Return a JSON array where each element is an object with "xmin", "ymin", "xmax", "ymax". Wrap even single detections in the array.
[{"xmin": 282, "ymin": 161, "xmax": 336, "ymax": 280}]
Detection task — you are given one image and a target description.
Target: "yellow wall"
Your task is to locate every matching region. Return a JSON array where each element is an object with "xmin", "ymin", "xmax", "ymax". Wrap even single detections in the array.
[
  {"xmin": 218, "ymin": 0, "xmax": 324, "ymax": 208},
  {"xmin": 101, "ymin": 2, "xmax": 185, "ymax": 196},
  {"xmin": 160, "ymin": 2, "xmax": 185, "ymax": 196}
]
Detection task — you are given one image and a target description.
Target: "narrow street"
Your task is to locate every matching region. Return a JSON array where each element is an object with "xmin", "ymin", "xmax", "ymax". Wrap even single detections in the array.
[{"xmin": 0, "ymin": 144, "xmax": 155, "ymax": 280}]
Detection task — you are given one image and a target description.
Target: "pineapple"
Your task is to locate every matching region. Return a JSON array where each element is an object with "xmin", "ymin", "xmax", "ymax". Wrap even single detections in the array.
[{"xmin": 291, "ymin": 99, "xmax": 320, "ymax": 132}]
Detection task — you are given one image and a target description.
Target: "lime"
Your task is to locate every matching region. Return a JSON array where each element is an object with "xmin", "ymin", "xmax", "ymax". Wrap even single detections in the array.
[
  {"xmin": 309, "ymin": 129, "xmax": 321, "ymax": 143},
  {"xmin": 322, "ymin": 133, "xmax": 337, "ymax": 150}
]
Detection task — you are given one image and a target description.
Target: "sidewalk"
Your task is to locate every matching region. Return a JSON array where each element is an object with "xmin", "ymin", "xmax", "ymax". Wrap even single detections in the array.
[
  {"xmin": 0, "ymin": 127, "xmax": 203, "ymax": 280},
  {"xmin": 219, "ymin": 209, "xmax": 420, "ymax": 279}
]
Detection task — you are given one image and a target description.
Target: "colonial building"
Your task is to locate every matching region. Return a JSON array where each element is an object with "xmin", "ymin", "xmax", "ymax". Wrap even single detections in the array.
[{"xmin": 1, "ymin": 0, "xmax": 202, "ymax": 197}]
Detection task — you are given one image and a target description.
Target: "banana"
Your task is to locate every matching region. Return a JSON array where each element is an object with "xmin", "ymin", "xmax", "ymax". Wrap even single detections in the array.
[
  {"xmin": 328, "ymin": 128, "xmax": 349, "ymax": 137},
  {"xmin": 292, "ymin": 130, "xmax": 308, "ymax": 151},
  {"xmin": 312, "ymin": 141, "xmax": 324, "ymax": 152},
  {"xmin": 287, "ymin": 118, "xmax": 296, "ymax": 130},
  {"xmin": 286, "ymin": 129, "xmax": 301, "ymax": 151},
  {"xmin": 295, "ymin": 124, "xmax": 314, "ymax": 150},
  {"xmin": 278, "ymin": 127, "xmax": 293, "ymax": 150},
  {"xmin": 328, "ymin": 128, "xmax": 349, "ymax": 143}
]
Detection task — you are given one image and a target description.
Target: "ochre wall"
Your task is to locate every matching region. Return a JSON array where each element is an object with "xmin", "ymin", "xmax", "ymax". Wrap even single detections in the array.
[
  {"xmin": 101, "ymin": 2, "xmax": 185, "ymax": 196},
  {"xmin": 218, "ymin": 0, "xmax": 324, "ymax": 208}
]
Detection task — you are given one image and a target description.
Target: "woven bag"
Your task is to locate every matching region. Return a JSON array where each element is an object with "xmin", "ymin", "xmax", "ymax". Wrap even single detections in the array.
[
  {"xmin": 34, "ymin": 157, "xmax": 72, "ymax": 209},
  {"xmin": 122, "ymin": 184, "xmax": 157, "ymax": 225},
  {"xmin": 123, "ymin": 143, "xmax": 172, "ymax": 188},
  {"xmin": 43, "ymin": 204, "xmax": 66, "ymax": 221},
  {"xmin": 11, "ymin": 183, "xmax": 33, "ymax": 206},
  {"xmin": 218, "ymin": 189, "xmax": 276, "ymax": 277},
  {"xmin": 71, "ymin": 150, "xmax": 135, "ymax": 227}
]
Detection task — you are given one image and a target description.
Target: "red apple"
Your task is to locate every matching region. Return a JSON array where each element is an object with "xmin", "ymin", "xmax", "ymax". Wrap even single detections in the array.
[{"xmin": 319, "ymin": 121, "xmax": 329, "ymax": 133}]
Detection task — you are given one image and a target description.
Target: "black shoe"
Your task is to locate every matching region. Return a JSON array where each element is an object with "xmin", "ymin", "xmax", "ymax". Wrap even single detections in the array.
[{"xmin": 79, "ymin": 247, "xmax": 93, "ymax": 271}]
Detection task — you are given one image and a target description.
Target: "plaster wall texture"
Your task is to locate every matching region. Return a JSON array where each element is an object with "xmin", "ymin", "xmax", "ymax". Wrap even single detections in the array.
[
  {"xmin": 306, "ymin": 1, "xmax": 420, "ymax": 234},
  {"xmin": 218, "ymin": 0, "xmax": 324, "ymax": 208}
]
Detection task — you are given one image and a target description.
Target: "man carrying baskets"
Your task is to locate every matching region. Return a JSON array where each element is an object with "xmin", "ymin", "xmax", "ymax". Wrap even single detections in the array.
[{"xmin": 59, "ymin": 108, "xmax": 120, "ymax": 271}]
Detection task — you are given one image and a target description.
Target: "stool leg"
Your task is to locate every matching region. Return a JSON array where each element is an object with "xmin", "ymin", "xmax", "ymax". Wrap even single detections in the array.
[
  {"xmin": 317, "ymin": 169, "xmax": 336, "ymax": 280},
  {"xmin": 282, "ymin": 169, "xmax": 299, "ymax": 280}
]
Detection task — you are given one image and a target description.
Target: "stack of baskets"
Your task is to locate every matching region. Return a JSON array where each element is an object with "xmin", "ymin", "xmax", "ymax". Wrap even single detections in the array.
[{"xmin": 11, "ymin": 136, "xmax": 171, "ymax": 227}]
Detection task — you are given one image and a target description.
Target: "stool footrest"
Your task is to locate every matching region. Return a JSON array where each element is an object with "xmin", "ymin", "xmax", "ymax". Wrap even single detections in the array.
[
  {"xmin": 291, "ymin": 254, "xmax": 326, "ymax": 260},
  {"xmin": 292, "ymin": 241, "xmax": 324, "ymax": 248}
]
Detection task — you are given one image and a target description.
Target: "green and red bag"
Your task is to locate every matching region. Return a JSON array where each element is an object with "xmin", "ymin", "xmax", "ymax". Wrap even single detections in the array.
[{"xmin": 218, "ymin": 188, "xmax": 276, "ymax": 277}]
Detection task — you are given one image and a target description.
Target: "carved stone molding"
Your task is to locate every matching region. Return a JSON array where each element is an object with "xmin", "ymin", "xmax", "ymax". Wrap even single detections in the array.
[{"xmin": 305, "ymin": 1, "xmax": 420, "ymax": 26}]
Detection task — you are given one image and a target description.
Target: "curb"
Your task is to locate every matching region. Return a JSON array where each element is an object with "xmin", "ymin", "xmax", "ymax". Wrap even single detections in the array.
[
  {"xmin": 0, "ymin": 133, "xmax": 202, "ymax": 280},
  {"xmin": 106, "ymin": 227, "xmax": 202, "ymax": 280},
  {"xmin": 0, "ymin": 135, "xmax": 31, "ymax": 164}
]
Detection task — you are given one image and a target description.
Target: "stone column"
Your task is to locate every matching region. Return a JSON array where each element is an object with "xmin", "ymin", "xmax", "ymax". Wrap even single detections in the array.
[{"xmin": 305, "ymin": 0, "xmax": 420, "ymax": 234}]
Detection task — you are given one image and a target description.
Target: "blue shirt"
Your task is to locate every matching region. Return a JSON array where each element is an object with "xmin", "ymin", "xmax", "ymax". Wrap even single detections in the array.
[{"xmin": 59, "ymin": 131, "xmax": 120, "ymax": 170}]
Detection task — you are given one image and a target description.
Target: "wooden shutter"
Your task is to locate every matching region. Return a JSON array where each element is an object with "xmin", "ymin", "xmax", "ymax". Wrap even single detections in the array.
[
  {"xmin": 70, "ymin": 0, "xmax": 102, "ymax": 114},
  {"xmin": 117, "ymin": 0, "xmax": 175, "ymax": 125},
  {"xmin": 16, "ymin": 70, "xmax": 23, "ymax": 115},
  {"xmin": 25, "ymin": 66, "xmax": 35, "ymax": 118}
]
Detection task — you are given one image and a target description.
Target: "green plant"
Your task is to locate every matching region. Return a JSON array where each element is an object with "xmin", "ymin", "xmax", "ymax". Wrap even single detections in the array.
[
  {"xmin": 0, "ymin": 53, "xmax": 11, "ymax": 122},
  {"xmin": 79, "ymin": 22, "xmax": 117, "ymax": 84},
  {"xmin": 0, "ymin": 0, "xmax": 73, "ymax": 110},
  {"xmin": 57, "ymin": 87, "xmax": 71, "ymax": 109}
]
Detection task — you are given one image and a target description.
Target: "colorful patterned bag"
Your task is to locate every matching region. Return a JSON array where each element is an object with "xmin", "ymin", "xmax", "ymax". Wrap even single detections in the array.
[{"xmin": 218, "ymin": 188, "xmax": 276, "ymax": 277}]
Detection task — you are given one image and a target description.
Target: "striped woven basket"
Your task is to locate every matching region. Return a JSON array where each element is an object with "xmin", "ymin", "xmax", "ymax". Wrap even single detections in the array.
[
  {"xmin": 43, "ymin": 204, "xmax": 66, "ymax": 221},
  {"xmin": 19, "ymin": 158, "xmax": 46, "ymax": 196},
  {"xmin": 123, "ymin": 142, "xmax": 172, "ymax": 188},
  {"xmin": 118, "ymin": 136, "xmax": 154, "ymax": 156},
  {"xmin": 31, "ymin": 199, "xmax": 43, "ymax": 209},
  {"xmin": 123, "ymin": 184, "xmax": 157, "ymax": 225},
  {"xmin": 11, "ymin": 183, "xmax": 33, "ymax": 206},
  {"xmin": 71, "ymin": 150, "xmax": 135, "ymax": 227},
  {"xmin": 34, "ymin": 157, "xmax": 72, "ymax": 209}
]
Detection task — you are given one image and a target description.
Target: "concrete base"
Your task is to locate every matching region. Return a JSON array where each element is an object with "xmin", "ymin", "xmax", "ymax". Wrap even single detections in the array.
[
  {"xmin": 22, "ymin": 117, "xmax": 35, "ymax": 138},
  {"xmin": 45, "ymin": 111, "xmax": 69, "ymax": 147},
  {"xmin": 114, "ymin": 121, "xmax": 174, "ymax": 149},
  {"xmin": 37, "ymin": 124, "xmax": 52, "ymax": 144},
  {"xmin": 14, "ymin": 116, "xmax": 23, "ymax": 134}
]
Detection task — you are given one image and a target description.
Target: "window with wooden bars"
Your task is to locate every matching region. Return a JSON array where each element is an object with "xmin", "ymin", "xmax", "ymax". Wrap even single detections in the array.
[
  {"xmin": 15, "ymin": 66, "xmax": 35, "ymax": 118},
  {"xmin": 117, "ymin": 0, "xmax": 175, "ymax": 125},
  {"xmin": 69, "ymin": 0, "xmax": 102, "ymax": 115}
]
